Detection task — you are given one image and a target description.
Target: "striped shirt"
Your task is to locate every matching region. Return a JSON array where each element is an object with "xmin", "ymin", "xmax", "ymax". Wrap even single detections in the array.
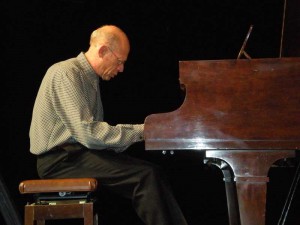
[{"xmin": 29, "ymin": 52, "xmax": 144, "ymax": 155}]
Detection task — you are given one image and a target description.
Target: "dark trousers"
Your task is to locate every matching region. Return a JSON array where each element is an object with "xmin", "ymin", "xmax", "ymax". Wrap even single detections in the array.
[{"xmin": 37, "ymin": 145, "xmax": 188, "ymax": 225}]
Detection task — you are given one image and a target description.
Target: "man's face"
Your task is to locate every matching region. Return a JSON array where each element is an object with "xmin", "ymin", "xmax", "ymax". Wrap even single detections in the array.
[{"xmin": 99, "ymin": 46, "xmax": 128, "ymax": 81}]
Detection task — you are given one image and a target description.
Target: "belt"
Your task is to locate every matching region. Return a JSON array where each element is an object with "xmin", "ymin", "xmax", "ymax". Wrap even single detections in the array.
[
  {"xmin": 59, "ymin": 142, "xmax": 86, "ymax": 152},
  {"xmin": 38, "ymin": 143, "xmax": 86, "ymax": 159}
]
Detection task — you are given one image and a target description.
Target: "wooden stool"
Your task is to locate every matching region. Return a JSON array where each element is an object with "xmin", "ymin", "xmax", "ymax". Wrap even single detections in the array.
[{"xmin": 19, "ymin": 178, "xmax": 98, "ymax": 225}]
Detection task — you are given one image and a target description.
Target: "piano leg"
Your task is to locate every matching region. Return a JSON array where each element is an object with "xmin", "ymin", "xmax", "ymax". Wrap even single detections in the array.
[
  {"xmin": 205, "ymin": 150, "xmax": 295, "ymax": 225},
  {"xmin": 204, "ymin": 158, "xmax": 241, "ymax": 225}
]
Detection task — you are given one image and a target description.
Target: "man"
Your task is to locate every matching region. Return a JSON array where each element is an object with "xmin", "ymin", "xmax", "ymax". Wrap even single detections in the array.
[{"xmin": 29, "ymin": 25, "xmax": 188, "ymax": 225}]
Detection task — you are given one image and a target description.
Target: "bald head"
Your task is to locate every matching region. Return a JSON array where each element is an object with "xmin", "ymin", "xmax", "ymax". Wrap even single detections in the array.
[
  {"xmin": 89, "ymin": 25, "xmax": 130, "ymax": 51},
  {"xmin": 85, "ymin": 25, "xmax": 130, "ymax": 80}
]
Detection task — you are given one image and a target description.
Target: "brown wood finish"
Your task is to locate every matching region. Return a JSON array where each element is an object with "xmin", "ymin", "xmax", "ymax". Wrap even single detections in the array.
[
  {"xmin": 20, "ymin": 178, "xmax": 99, "ymax": 225},
  {"xmin": 19, "ymin": 178, "xmax": 98, "ymax": 193},
  {"xmin": 24, "ymin": 202, "xmax": 96, "ymax": 225},
  {"xmin": 145, "ymin": 58, "xmax": 300, "ymax": 150},
  {"xmin": 144, "ymin": 57, "xmax": 300, "ymax": 225}
]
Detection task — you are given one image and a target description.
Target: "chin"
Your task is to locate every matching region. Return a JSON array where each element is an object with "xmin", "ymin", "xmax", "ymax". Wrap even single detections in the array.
[
  {"xmin": 101, "ymin": 75, "xmax": 110, "ymax": 80},
  {"xmin": 106, "ymin": 76, "xmax": 114, "ymax": 81}
]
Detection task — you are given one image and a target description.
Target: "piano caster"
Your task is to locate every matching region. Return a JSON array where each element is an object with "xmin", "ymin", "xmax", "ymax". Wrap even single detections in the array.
[{"xmin": 162, "ymin": 150, "xmax": 174, "ymax": 155}]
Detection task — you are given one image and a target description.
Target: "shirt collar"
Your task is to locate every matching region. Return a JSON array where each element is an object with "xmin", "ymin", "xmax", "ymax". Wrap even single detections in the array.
[{"xmin": 77, "ymin": 52, "xmax": 99, "ymax": 89}]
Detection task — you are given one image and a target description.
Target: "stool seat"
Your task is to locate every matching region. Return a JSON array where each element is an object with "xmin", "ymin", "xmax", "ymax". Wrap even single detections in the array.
[
  {"xmin": 19, "ymin": 178, "xmax": 98, "ymax": 193},
  {"xmin": 19, "ymin": 178, "xmax": 99, "ymax": 225}
]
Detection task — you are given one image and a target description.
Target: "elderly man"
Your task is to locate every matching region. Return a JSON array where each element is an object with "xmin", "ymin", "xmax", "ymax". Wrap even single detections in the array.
[{"xmin": 29, "ymin": 25, "xmax": 188, "ymax": 225}]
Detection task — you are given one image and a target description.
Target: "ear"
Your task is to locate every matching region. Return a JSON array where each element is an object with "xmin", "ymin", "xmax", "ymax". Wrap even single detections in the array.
[{"xmin": 98, "ymin": 45, "xmax": 109, "ymax": 59}]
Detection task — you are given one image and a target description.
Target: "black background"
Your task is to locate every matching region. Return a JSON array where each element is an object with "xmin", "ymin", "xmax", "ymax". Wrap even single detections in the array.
[{"xmin": 1, "ymin": 0, "xmax": 299, "ymax": 224}]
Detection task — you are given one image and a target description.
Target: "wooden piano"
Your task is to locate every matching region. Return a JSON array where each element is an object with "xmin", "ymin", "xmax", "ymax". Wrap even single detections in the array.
[{"xmin": 144, "ymin": 57, "xmax": 300, "ymax": 225}]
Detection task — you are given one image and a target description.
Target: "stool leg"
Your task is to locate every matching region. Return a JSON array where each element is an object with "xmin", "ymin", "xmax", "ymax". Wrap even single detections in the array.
[
  {"xmin": 24, "ymin": 205, "xmax": 34, "ymax": 225},
  {"xmin": 83, "ymin": 203, "xmax": 94, "ymax": 225}
]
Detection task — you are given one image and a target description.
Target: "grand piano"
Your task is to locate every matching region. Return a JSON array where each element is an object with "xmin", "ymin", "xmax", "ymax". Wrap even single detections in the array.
[{"xmin": 144, "ymin": 57, "xmax": 300, "ymax": 225}]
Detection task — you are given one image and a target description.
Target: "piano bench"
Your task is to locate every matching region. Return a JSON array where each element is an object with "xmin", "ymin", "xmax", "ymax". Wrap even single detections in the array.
[{"xmin": 19, "ymin": 178, "xmax": 99, "ymax": 225}]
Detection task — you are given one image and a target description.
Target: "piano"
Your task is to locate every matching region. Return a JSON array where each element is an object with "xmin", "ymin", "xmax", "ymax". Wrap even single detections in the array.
[{"xmin": 144, "ymin": 57, "xmax": 300, "ymax": 225}]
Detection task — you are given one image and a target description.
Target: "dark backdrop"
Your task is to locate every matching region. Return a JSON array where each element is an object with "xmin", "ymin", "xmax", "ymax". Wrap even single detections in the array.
[{"xmin": 1, "ymin": 0, "xmax": 299, "ymax": 225}]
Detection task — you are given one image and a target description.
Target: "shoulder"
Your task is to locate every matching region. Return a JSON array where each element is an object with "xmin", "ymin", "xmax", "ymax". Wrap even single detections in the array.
[
  {"xmin": 50, "ymin": 57, "xmax": 82, "ymax": 75},
  {"xmin": 45, "ymin": 57, "xmax": 85, "ymax": 83}
]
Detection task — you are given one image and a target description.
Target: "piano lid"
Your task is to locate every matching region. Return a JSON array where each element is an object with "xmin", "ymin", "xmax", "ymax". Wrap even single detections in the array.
[{"xmin": 144, "ymin": 57, "xmax": 300, "ymax": 150}]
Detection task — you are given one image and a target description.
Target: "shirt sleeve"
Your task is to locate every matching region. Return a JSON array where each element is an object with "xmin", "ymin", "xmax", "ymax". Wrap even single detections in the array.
[{"xmin": 51, "ymin": 67, "xmax": 144, "ymax": 151}]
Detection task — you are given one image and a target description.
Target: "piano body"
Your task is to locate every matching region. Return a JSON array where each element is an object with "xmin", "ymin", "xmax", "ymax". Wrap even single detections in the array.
[{"xmin": 144, "ymin": 57, "xmax": 300, "ymax": 225}]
